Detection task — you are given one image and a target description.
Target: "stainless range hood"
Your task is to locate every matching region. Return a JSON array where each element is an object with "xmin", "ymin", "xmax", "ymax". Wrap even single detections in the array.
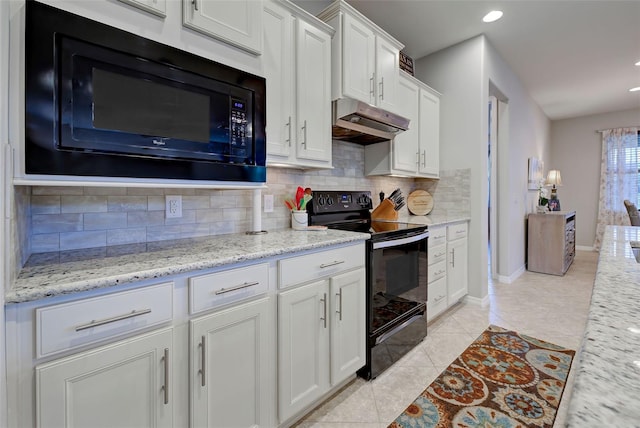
[{"xmin": 332, "ymin": 98, "xmax": 410, "ymax": 145}]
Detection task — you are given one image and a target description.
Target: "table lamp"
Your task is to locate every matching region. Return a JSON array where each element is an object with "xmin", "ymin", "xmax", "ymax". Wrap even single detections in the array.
[{"xmin": 546, "ymin": 170, "xmax": 562, "ymax": 211}]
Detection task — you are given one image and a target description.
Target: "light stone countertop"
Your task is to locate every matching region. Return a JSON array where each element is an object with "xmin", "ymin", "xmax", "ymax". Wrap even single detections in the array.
[
  {"xmin": 566, "ymin": 225, "xmax": 640, "ymax": 426},
  {"xmin": 7, "ymin": 214, "xmax": 469, "ymax": 305},
  {"xmin": 7, "ymin": 228, "xmax": 370, "ymax": 304}
]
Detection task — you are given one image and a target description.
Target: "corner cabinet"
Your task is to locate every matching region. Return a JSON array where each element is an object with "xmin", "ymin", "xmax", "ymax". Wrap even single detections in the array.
[
  {"xmin": 317, "ymin": 0, "xmax": 403, "ymax": 114},
  {"xmin": 182, "ymin": 0, "xmax": 263, "ymax": 55},
  {"xmin": 277, "ymin": 244, "xmax": 366, "ymax": 424},
  {"xmin": 263, "ymin": 0, "xmax": 334, "ymax": 168},
  {"xmin": 527, "ymin": 211, "xmax": 576, "ymax": 275},
  {"xmin": 364, "ymin": 72, "xmax": 441, "ymax": 178}
]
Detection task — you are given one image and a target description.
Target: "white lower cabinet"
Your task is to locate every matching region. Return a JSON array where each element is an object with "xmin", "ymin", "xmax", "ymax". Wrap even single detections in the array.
[
  {"xmin": 426, "ymin": 222, "xmax": 469, "ymax": 321},
  {"xmin": 277, "ymin": 267, "xmax": 365, "ymax": 423},
  {"xmin": 190, "ymin": 296, "xmax": 273, "ymax": 428},
  {"xmin": 447, "ymin": 223, "xmax": 469, "ymax": 305},
  {"xmin": 36, "ymin": 327, "xmax": 174, "ymax": 428}
]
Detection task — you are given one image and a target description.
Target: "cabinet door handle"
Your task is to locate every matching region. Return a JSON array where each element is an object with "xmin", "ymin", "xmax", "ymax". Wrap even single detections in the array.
[
  {"xmin": 320, "ymin": 293, "xmax": 327, "ymax": 328},
  {"xmin": 422, "ymin": 150, "xmax": 426, "ymax": 167},
  {"xmin": 286, "ymin": 116, "xmax": 292, "ymax": 147},
  {"xmin": 214, "ymin": 281, "xmax": 259, "ymax": 295},
  {"xmin": 192, "ymin": 0, "xmax": 198, "ymax": 11},
  {"xmin": 74, "ymin": 308, "xmax": 151, "ymax": 331},
  {"xmin": 336, "ymin": 289, "xmax": 343, "ymax": 321},
  {"xmin": 369, "ymin": 74, "xmax": 375, "ymax": 97},
  {"xmin": 416, "ymin": 151, "xmax": 420, "ymax": 166},
  {"xmin": 319, "ymin": 260, "xmax": 345, "ymax": 268},
  {"xmin": 434, "ymin": 294, "xmax": 446, "ymax": 302},
  {"xmin": 379, "ymin": 77, "xmax": 384, "ymax": 100},
  {"xmin": 301, "ymin": 120, "xmax": 307, "ymax": 148},
  {"xmin": 199, "ymin": 335, "xmax": 206, "ymax": 387},
  {"xmin": 163, "ymin": 348, "xmax": 170, "ymax": 405},
  {"xmin": 450, "ymin": 248, "xmax": 455, "ymax": 267}
]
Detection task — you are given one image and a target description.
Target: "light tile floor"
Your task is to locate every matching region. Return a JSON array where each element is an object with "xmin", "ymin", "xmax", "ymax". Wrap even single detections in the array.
[{"xmin": 294, "ymin": 250, "xmax": 598, "ymax": 428}]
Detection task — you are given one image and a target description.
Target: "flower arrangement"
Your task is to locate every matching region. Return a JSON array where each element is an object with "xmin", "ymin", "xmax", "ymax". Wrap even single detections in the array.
[{"xmin": 538, "ymin": 179, "xmax": 550, "ymax": 209}]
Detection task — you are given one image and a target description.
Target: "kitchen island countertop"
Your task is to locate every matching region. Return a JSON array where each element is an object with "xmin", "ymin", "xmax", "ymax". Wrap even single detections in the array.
[
  {"xmin": 7, "ymin": 228, "xmax": 370, "ymax": 304},
  {"xmin": 566, "ymin": 225, "xmax": 640, "ymax": 426}
]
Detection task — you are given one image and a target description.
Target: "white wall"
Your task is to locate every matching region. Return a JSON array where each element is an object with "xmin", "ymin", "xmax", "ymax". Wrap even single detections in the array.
[
  {"xmin": 551, "ymin": 108, "xmax": 640, "ymax": 248},
  {"xmin": 415, "ymin": 36, "xmax": 489, "ymax": 300},
  {"xmin": 1, "ymin": 0, "xmax": 9, "ymax": 424},
  {"xmin": 416, "ymin": 35, "xmax": 552, "ymax": 293}
]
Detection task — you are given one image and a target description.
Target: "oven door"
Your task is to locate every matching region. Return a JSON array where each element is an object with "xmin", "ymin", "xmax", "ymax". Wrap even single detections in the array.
[{"xmin": 363, "ymin": 230, "xmax": 428, "ymax": 379}]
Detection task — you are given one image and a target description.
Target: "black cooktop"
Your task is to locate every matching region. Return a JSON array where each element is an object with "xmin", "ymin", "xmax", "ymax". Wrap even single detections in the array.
[{"xmin": 308, "ymin": 190, "xmax": 428, "ymax": 240}]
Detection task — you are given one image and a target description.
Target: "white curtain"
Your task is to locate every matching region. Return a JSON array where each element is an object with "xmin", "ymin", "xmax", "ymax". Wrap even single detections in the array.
[{"xmin": 594, "ymin": 127, "xmax": 639, "ymax": 250}]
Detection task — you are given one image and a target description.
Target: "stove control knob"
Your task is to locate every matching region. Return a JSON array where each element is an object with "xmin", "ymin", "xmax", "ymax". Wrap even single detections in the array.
[
  {"xmin": 327, "ymin": 197, "xmax": 334, "ymax": 205},
  {"xmin": 318, "ymin": 196, "xmax": 325, "ymax": 205}
]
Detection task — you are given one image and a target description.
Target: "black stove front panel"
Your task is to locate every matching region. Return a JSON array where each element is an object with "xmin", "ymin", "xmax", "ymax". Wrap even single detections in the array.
[{"xmin": 308, "ymin": 190, "xmax": 372, "ymax": 216}]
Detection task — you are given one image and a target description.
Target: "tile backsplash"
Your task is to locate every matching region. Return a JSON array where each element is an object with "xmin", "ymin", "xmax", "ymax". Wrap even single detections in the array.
[{"xmin": 11, "ymin": 141, "xmax": 470, "ymax": 276}]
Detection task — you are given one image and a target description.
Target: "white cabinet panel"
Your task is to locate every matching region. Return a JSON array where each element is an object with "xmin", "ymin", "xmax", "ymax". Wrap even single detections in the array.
[
  {"xmin": 36, "ymin": 328, "xmax": 173, "ymax": 428},
  {"xmin": 278, "ymin": 280, "xmax": 330, "ymax": 422},
  {"xmin": 118, "ymin": 0, "xmax": 166, "ymax": 17},
  {"xmin": 190, "ymin": 296, "xmax": 273, "ymax": 428},
  {"xmin": 183, "ymin": 0, "xmax": 263, "ymax": 55},
  {"xmin": 36, "ymin": 281, "xmax": 173, "ymax": 358},
  {"xmin": 330, "ymin": 269, "xmax": 366, "ymax": 385},
  {"xmin": 447, "ymin": 230, "xmax": 468, "ymax": 305},
  {"xmin": 341, "ymin": 13, "xmax": 376, "ymax": 104},
  {"xmin": 375, "ymin": 36, "xmax": 399, "ymax": 113},
  {"xmin": 264, "ymin": 0, "xmax": 333, "ymax": 168}
]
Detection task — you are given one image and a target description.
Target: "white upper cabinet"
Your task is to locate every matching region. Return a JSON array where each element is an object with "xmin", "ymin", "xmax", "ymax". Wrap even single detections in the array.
[
  {"xmin": 263, "ymin": 0, "xmax": 333, "ymax": 168},
  {"xmin": 318, "ymin": 0, "xmax": 403, "ymax": 114},
  {"xmin": 364, "ymin": 72, "xmax": 441, "ymax": 178},
  {"xmin": 118, "ymin": 0, "xmax": 167, "ymax": 17},
  {"xmin": 183, "ymin": 0, "xmax": 263, "ymax": 55}
]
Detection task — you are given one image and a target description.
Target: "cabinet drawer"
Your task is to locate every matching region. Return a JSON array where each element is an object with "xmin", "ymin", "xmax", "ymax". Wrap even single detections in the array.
[
  {"xmin": 428, "ymin": 260, "xmax": 446, "ymax": 283},
  {"xmin": 447, "ymin": 222, "xmax": 468, "ymax": 240},
  {"xmin": 427, "ymin": 277, "xmax": 447, "ymax": 321},
  {"xmin": 189, "ymin": 263, "xmax": 269, "ymax": 315},
  {"xmin": 278, "ymin": 244, "xmax": 365, "ymax": 289},
  {"xmin": 428, "ymin": 244, "xmax": 447, "ymax": 265},
  {"xmin": 36, "ymin": 282, "xmax": 173, "ymax": 358},
  {"xmin": 428, "ymin": 227, "xmax": 446, "ymax": 247}
]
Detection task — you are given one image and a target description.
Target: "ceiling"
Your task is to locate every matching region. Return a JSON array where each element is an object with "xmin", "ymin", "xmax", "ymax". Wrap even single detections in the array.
[{"xmin": 295, "ymin": 0, "xmax": 640, "ymax": 121}]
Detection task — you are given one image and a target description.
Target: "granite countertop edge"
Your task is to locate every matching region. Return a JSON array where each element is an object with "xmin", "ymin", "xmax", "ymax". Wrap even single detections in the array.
[
  {"xmin": 566, "ymin": 225, "xmax": 640, "ymax": 426},
  {"xmin": 7, "ymin": 229, "xmax": 370, "ymax": 305}
]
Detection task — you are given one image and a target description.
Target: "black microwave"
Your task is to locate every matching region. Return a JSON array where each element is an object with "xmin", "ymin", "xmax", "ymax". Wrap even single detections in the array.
[{"xmin": 25, "ymin": 1, "xmax": 266, "ymax": 183}]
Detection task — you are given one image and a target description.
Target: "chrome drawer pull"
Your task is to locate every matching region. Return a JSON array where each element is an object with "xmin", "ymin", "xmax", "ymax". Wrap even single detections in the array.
[
  {"xmin": 74, "ymin": 308, "xmax": 152, "ymax": 331},
  {"xmin": 320, "ymin": 293, "xmax": 327, "ymax": 328},
  {"xmin": 319, "ymin": 260, "xmax": 345, "ymax": 269},
  {"xmin": 199, "ymin": 335, "xmax": 206, "ymax": 387},
  {"xmin": 336, "ymin": 289, "xmax": 343, "ymax": 321},
  {"xmin": 434, "ymin": 294, "xmax": 446, "ymax": 302},
  {"xmin": 214, "ymin": 281, "xmax": 259, "ymax": 295},
  {"xmin": 163, "ymin": 348, "xmax": 170, "ymax": 405}
]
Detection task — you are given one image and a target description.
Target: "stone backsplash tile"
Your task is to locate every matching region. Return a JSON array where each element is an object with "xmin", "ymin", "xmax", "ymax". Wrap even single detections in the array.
[{"xmin": 16, "ymin": 142, "xmax": 470, "ymax": 257}]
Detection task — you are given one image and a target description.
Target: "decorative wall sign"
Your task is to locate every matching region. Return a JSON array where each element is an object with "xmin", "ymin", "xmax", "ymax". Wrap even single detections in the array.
[{"xmin": 399, "ymin": 51, "xmax": 414, "ymax": 76}]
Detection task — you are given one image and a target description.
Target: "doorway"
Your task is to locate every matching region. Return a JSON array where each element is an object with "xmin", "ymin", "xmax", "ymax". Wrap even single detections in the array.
[{"xmin": 488, "ymin": 96, "xmax": 497, "ymax": 281}]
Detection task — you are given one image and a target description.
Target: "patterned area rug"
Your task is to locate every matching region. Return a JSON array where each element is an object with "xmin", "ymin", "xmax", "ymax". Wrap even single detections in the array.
[{"xmin": 389, "ymin": 325, "xmax": 575, "ymax": 428}]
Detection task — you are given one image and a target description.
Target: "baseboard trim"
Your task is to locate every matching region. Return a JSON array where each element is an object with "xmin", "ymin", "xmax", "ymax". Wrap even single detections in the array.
[
  {"xmin": 495, "ymin": 265, "xmax": 525, "ymax": 284},
  {"xmin": 463, "ymin": 294, "xmax": 490, "ymax": 308}
]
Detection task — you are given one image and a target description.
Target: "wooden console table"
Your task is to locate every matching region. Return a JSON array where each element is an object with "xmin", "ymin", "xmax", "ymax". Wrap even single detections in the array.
[{"xmin": 527, "ymin": 211, "xmax": 576, "ymax": 275}]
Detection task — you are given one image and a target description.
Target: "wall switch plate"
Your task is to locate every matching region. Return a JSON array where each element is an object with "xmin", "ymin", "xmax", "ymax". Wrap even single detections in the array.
[
  {"xmin": 166, "ymin": 195, "xmax": 182, "ymax": 218},
  {"xmin": 264, "ymin": 194, "xmax": 274, "ymax": 213}
]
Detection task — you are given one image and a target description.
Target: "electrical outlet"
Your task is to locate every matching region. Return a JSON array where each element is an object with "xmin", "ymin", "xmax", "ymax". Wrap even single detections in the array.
[
  {"xmin": 166, "ymin": 195, "xmax": 182, "ymax": 218},
  {"xmin": 264, "ymin": 194, "xmax": 274, "ymax": 213}
]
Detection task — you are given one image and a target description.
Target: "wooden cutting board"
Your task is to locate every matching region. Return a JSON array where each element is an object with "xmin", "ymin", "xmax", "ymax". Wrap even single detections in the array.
[{"xmin": 407, "ymin": 190, "xmax": 433, "ymax": 215}]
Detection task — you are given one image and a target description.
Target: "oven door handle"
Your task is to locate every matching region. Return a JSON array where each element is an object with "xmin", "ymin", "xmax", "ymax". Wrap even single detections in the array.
[{"xmin": 372, "ymin": 230, "xmax": 429, "ymax": 249}]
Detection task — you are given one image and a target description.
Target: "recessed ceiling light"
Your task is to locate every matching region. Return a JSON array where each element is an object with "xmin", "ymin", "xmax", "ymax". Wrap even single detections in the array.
[
  {"xmin": 630, "ymin": 87, "xmax": 640, "ymax": 92},
  {"xmin": 636, "ymin": 61, "xmax": 640, "ymax": 66},
  {"xmin": 483, "ymin": 10, "xmax": 503, "ymax": 23}
]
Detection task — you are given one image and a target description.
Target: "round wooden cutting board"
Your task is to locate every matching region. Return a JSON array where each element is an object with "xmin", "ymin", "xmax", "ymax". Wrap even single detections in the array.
[{"xmin": 407, "ymin": 190, "xmax": 434, "ymax": 215}]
